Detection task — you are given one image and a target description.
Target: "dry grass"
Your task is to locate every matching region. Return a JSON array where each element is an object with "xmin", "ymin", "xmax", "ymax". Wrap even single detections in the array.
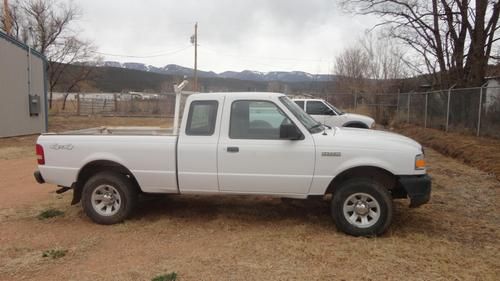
[
  {"xmin": 0, "ymin": 148, "xmax": 499, "ymax": 280},
  {"xmin": 1, "ymin": 117, "xmax": 499, "ymax": 280},
  {"xmin": 394, "ymin": 124, "xmax": 500, "ymax": 181}
]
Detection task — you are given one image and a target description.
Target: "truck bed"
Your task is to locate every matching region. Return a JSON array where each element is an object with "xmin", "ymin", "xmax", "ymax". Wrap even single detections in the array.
[{"xmin": 45, "ymin": 126, "xmax": 175, "ymax": 136}]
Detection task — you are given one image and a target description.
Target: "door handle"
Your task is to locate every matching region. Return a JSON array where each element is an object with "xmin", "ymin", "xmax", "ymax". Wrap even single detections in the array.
[{"xmin": 227, "ymin": 146, "xmax": 239, "ymax": 153}]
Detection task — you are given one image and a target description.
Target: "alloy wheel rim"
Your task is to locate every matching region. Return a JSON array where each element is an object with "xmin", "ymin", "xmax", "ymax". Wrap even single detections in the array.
[
  {"xmin": 342, "ymin": 192, "xmax": 380, "ymax": 228},
  {"xmin": 91, "ymin": 184, "xmax": 122, "ymax": 216}
]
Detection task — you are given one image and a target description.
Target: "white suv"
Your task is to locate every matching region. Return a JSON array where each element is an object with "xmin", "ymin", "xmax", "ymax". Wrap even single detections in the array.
[{"xmin": 293, "ymin": 98, "xmax": 375, "ymax": 129}]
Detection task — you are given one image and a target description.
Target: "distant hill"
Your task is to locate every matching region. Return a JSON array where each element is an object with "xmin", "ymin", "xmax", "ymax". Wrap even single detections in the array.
[
  {"xmin": 100, "ymin": 61, "xmax": 334, "ymax": 82},
  {"xmin": 55, "ymin": 63, "xmax": 334, "ymax": 94}
]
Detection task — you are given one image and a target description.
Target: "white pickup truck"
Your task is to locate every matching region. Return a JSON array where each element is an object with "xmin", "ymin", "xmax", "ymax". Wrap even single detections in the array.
[
  {"xmin": 293, "ymin": 98, "xmax": 375, "ymax": 129},
  {"xmin": 34, "ymin": 92, "xmax": 431, "ymax": 236}
]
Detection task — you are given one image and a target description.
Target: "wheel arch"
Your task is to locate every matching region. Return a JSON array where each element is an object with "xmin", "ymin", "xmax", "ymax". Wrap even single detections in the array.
[
  {"xmin": 342, "ymin": 121, "xmax": 369, "ymax": 129},
  {"xmin": 325, "ymin": 166, "xmax": 397, "ymax": 196},
  {"xmin": 71, "ymin": 160, "xmax": 141, "ymax": 205}
]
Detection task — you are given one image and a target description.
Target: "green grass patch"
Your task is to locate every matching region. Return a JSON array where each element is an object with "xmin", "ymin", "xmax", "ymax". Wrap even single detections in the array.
[
  {"xmin": 37, "ymin": 208, "xmax": 64, "ymax": 220},
  {"xmin": 151, "ymin": 272, "xmax": 177, "ymax": 281},
  {"xmin": 42, "ymin": 249, "xmax": 68, "ymax": 259}
]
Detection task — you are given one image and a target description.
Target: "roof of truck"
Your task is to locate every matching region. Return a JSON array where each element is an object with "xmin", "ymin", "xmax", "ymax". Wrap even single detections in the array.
[
  {"xmin": 190, "ymin": 92, "xmax": 286, "ymax": 99},
  {"xmin": 291, "ymin": 98, "xmax": 324, "ymax": 101}
]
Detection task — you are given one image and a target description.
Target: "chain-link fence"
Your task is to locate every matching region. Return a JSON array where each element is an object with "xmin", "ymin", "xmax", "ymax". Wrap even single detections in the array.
[
  {"xmin": 324, "ymin": 86, "xmax": 500, "ymax": 139},
  {"xmin": 50, "ymin": 88, "xmax": 500, "ymax": 138}
]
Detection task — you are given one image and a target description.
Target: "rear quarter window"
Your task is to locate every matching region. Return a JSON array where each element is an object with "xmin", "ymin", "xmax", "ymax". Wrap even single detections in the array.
[{"xmin": 185, "ymin": 100, "xmax": 218, "ymax": 136}]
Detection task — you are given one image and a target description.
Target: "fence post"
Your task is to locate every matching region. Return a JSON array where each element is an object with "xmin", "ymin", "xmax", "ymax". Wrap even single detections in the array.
[
  {"xmin": 424, "ymin": 92, "xmax": 428, "ymax": 128},
  {"xmin": 477, "ymin": 82, "xmax": 488, "ymax": 136},
  {"xmin": 114, "ymin": 94, "xmax": 118, "ymax": 115},
  {"xmin": 76, "ymin": 93, "xmax": 80, "ymax": 116},
  {"xmin": 407, "ymin": 93, "xmax": 410, "ymax": 124},
  {"xmin": 396, "ymin": 89, "xmax": 400, "ymax": 121},
  {"xmin": 445, "ymin": 84, "xmax": 456, "ymax": 132}
]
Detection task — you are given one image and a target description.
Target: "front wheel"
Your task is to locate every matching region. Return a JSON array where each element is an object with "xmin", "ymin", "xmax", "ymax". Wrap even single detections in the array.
[
  {"xmin": 82, "ymin": 171, "xmax": 138, "ymax": 225},
  {"xmin": 331, "ymin": 178, "xmax": 393, "ymax": 236}
]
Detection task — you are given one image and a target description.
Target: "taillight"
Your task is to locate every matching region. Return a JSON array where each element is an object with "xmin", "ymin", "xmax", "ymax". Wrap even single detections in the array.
[{"xmin": 36, "ymin": 144, "xmax": 45, "ymax": 165}]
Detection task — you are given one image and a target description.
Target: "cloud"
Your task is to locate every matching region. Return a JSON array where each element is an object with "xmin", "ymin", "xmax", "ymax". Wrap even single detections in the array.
[{"xmin": 73, "ymin": 0, "xmax": 379, "ymax": 73}]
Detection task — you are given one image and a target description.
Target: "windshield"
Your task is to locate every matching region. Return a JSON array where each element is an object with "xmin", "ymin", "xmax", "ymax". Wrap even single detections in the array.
[
  {"xmin": 279, "ymin": 96, "xmax": 324, "ymax": 133},
  {"xmin": 325, "ymin": 100, "xmax": 345, "ymax": 115}
]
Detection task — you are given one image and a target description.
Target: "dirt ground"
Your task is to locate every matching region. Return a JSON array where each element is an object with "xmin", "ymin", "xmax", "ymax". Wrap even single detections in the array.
[{"xmin": 0, "ymin": 116, "xmax": 499, "ymax": 281}]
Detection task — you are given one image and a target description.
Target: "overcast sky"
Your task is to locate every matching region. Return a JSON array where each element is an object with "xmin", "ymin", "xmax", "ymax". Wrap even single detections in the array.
[{"xmin": 73, "ymin": 0, "xmax": 379, "ymax": 74}]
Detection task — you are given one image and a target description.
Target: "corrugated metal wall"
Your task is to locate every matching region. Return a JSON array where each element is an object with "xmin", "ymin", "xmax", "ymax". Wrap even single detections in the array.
[{"xmin": 0, "ymin": 32, "xmax": 47, "ymax": 137}]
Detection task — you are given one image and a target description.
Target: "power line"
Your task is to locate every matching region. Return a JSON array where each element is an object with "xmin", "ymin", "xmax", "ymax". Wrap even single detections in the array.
[
  {"xmin": 91, "ymin": 45, "xmax": 192, "ymax": 58},
  {"xmin": 201, "ymin": 45, "xmax": 329, "ymax": 63}
]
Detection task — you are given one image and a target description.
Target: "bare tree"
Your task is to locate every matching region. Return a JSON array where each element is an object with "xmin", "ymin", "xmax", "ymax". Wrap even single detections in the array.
[
  {"xmin": 334, "ymin": 31, "xmax": 409, "ymax": 93},
  {"xmin": 48, "ymin": 37, "xmax": 97, "ymax": 109},
  {"xmin": 341, "ymin": 0, "xmax": 500, "ymax": 88},
  {"xmin": 334, "ymin": 46, "xmax": 370, "ymax": 92},
  {"xmin": 1, "ymin": 0, "xmax": 97, "ymax": 108},
  {"xmin": 359, "ymin": 32, "xmax": 408, "ymax": 81}
]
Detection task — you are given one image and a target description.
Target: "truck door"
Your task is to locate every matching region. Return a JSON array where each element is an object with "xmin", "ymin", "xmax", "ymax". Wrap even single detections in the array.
[
  {"xmin": 177, "ymin": 96, "xmax": 225, "ymax": 192},
  {"xmin": 217, "ymin": 97, "xmax": 315, "ymax": 195}
]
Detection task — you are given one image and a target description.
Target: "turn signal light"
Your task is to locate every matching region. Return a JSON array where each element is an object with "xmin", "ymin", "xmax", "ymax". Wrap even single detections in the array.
[{"xmin": 415, "ymin": 154, "xmax": 425, "ymax": 170}]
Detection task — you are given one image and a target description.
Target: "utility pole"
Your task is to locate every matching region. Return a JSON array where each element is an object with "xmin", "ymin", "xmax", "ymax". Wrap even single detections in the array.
[
  {"xmin": 193, "ymin": 22, "xmax": 198, "ymax": 92},
  {"xmin": 3, "ymin": 0, "xmax": 11, "ymax": 35}
]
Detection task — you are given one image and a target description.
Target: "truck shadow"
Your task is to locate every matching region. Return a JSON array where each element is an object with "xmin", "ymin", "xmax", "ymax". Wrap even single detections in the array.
[
  {"xmin": 134, "ymin": 194, "xmax": 333, "ymax": 228},
  {"xmin": 131, "ymin": 195, "xmax": 445, "ymax": 237}
]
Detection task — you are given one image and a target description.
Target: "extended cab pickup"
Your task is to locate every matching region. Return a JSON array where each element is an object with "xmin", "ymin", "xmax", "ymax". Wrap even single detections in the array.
[{"xmin": 34, "ymin": 92, "xmax": 431, "ymax": 236}]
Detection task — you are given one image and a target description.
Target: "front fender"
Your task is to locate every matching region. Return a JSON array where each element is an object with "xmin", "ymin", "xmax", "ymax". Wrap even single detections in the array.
[{"xmin": 308, "ymin": 156, "xmax": 398, "ymax": 195}]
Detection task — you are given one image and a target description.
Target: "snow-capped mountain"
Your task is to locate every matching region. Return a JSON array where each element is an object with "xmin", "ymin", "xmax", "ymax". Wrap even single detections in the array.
[{"xmin": 101, "ymin": 61, "xmax": 333, "ymax": 82}]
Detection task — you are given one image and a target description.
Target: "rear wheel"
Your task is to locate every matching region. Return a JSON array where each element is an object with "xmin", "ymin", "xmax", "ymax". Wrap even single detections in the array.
[
  {"xmin": 82, "ymin": 171, "xmax": 137, "ymax": 225},
  {"xmin": 331, "ymin": 178, "xmax": 392, "ymax": 236}
]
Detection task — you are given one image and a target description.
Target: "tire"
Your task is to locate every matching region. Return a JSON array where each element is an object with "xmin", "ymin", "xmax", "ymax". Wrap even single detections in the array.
[
  {"xmin": 81, "ymin": 171, "xmax": 138, "ymax": 225},
  {"xmin": 331, "ymin": 178, "xmax": 392, "ymax": 236}
]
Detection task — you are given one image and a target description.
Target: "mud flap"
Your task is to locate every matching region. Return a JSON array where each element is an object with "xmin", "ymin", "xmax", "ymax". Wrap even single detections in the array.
[{"xmin": 70, "ymin": 183, "xmax": 82, "ymax": 205}]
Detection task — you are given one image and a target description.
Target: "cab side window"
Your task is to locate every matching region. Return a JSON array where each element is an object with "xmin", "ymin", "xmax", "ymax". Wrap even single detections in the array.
[{"xmin": 306, "ymin": 101, "xmax": 332, "ymax": 115}]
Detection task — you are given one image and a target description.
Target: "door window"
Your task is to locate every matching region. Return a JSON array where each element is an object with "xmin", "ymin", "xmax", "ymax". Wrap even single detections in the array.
[
  {"xmin": 185, "ymin": 101, "xmax": 218, "ymax": 136},
  {"xmin": 229, "ymin": 100, "xmax": 292, "ymax": 139},
  {"xmin": 306, "ymin": 101, "xmax": 332, "ymax": 115}
]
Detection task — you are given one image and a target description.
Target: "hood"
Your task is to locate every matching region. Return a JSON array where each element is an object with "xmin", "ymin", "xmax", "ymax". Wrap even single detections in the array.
[
  {"xmin": 343, "ymin": 113, "xmax": 375, "ymax": 125},
  {"xmin": 314, "ymin": 127, "xmax": 423, "ymax": 152}
]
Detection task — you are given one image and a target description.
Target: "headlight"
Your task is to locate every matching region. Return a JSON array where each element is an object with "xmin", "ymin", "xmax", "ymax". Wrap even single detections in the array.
[{"xmin": 415, "ymin": 154, "xmax": 426, "ymax": 170}]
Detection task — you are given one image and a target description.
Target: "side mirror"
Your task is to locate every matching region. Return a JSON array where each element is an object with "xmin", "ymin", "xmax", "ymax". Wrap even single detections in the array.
[
  {"xmin": 327, "ymin": 109, "xmax": 335, "ymax": 115},
  {"xmin": 280, "ymin": 123, "xmax": 302, "ymax": 140}
]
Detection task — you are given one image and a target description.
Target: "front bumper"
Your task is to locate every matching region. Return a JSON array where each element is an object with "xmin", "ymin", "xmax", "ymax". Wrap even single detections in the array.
[
  {"xmin": 34, "ymin": 170, "xmax": 45, "ymax": 184},
  {"xmin": 398, "ymin": 174, "xmax": 431, "ymax": 208}
]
